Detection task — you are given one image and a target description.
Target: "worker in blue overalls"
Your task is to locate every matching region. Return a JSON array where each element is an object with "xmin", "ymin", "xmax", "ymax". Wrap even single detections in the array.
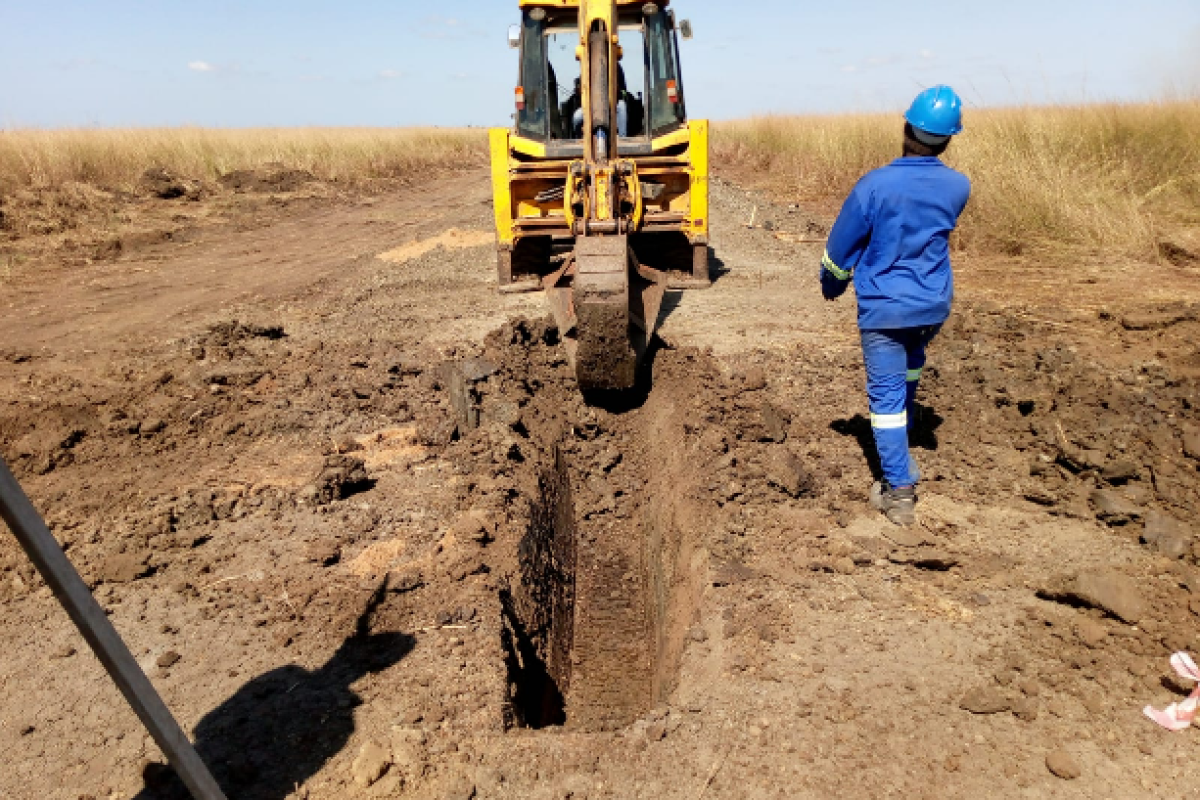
[{"xmin": 820, "ymin": 86, "xmax": 972, "ymax": 526}]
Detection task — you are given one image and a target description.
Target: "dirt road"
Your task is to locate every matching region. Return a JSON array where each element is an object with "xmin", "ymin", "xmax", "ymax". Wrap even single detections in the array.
[{"xmin": 2, "ymin": 167, "xmax": 1200, "ymax": 799}]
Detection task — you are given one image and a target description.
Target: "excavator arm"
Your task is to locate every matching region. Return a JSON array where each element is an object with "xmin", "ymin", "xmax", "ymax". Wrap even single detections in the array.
[
  {"xmin": 549, "ymin": 0, "xmax": 667, "ymax": 390},
  {"xmin": 495, "ymin": 0, "xmax": 706, "ymax": 391}
]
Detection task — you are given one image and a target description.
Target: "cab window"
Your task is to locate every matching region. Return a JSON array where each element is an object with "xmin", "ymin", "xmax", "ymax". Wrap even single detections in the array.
[
  {"xmin": 546, "ymin": 25, "xmax": 581, "ymax": 140},
  {"xmin": 646, "ymin": 11, "xmax": 686, "ymax": 136},
  {"xmin": 517, "ymin": 13, "xmax": 548, "ymax": 140},
  {"xmin": 517, "ymin": 10, "xmax": 681, "ymax": 142}
]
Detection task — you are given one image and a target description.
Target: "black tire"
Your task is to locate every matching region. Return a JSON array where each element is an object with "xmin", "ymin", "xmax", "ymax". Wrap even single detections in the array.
[
  {"xmin": 512, "ymin": 236, "xmax": 552, "ymax": 282},
  {"xmin": 630, "ymin": 231, "xmax": 690, "ymax": 271},
  {"xmin": 497, "ymin": 246, "xmax": 514, "ymax": 288},
  {"xmin": 630, "ymin": 233, "xmax": 711, "ymax": 289},
  {"xmin": 692, "ymin": 242, "xmax": 711, "ymax": 284}
]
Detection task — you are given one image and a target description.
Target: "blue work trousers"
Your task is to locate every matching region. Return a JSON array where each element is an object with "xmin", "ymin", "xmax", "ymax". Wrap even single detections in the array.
[{"xmin": 861, "ymin": 325, "xmax": 942, "ymax": 488}]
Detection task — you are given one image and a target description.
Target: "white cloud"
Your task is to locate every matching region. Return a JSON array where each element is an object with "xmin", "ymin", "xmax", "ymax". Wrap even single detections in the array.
[
  {"xmin": 188, "ymin": 61, "xmax": 215, "ymax": 72},
  {"xmin": 865, "ymin": 55, "xmax": 904, "ymax": 68},
  {"xmin": 841, "ymin": 65, "xmax": 858, "ymax": 73},
  {"xmin": 419, "ymin": 14, "xmax": 484, "ymax": 40},
  {"xmin": 379, "ymin": 69, "xmax": 401, "ymax": 80},
  {"xmin": 920, "ymin": 49, "xmax": 935, "ymax": 59},
  {"xmin": 54, "ymin": 57, "xmax": 102, "ymax": 71}
]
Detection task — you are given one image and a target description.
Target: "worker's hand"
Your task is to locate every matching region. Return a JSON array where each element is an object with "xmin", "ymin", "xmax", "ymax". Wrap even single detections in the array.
[
  {"xmin": 820, "ymin": 270, "xmax": 849, "ymax": 301},
  {"xmin": 821, "ymin": 283, "xmax": 845, "ymax": 301}
]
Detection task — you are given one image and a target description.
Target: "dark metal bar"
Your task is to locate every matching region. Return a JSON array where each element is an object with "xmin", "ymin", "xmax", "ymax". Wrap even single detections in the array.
[{"xmin": 0, "ymin": 458, "xmax": 227, "ymax": 800}]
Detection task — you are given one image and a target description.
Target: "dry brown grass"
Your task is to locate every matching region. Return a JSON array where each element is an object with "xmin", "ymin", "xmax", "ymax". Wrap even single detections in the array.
[
  {"xmin": 714, "ymin": 101, "xmax": 1200, "ymax": 262},
  {"xmin": 0, "ymin": 126, "xmax": 486, "ymax": 194},
  {"xmin": 0, "ymin": 127, "xmax": 487, "ymax": 256},
  {"xmin": 3, "ymin": 112, "xmax": 1197, "ymax": 267}
]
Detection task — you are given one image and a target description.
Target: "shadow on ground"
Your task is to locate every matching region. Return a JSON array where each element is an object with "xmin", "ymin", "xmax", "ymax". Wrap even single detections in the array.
[
  {"xmin": 708, "ymin": 251, "xmax": 731, "ymax": 283},
  {"xmin": 831, "ymin": 405, "xmax": 944, "ymax": 481},
  {"xmin": 135, "ymin": 631, "xmax": 415, "ymax": 800},
  {"xmin": 657, "ymin": 250, "xmax": 729, "ymax": 330}
]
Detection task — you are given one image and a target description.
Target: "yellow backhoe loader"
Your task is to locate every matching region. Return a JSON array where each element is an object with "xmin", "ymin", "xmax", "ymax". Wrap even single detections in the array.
[{"xmin": 491, "ymin": 0, "xmax": 709, "ymax": 390}]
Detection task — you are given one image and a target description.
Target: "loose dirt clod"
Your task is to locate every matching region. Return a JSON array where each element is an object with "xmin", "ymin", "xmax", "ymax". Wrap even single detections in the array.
[
  {"xmin": 1039, "ymin": 570, "xmax": 1146, "ymax": 624},
  {"xmin": 96, "ymin": 551, "xmax": 152, "ymax": 584},
  {"xmin": 960, "ymin": 686, "xmax": 1011, "ymax": 715},
  {"xmin": 350, "ymin": 740, "xmax": 391, "ymax": 788},
  {"xmin": 1074, "ymin": 618, "xmax": 1108, "ymax": 649},
  {"xmin": 1143, "ymin": 512, "xmax": 1194, "ymax": 559},
  {"xmin": 1045, "ymin": 749, "xmax": 1081, "ymax": 780},
  {"xmin": 1012, "ymin": 696, "xmax": 1039, "ymax": 722}
]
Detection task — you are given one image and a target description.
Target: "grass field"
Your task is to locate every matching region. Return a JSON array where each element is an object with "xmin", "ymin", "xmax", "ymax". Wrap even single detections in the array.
[
  {"xmin": 0, "ymin": 127, "xmax": 488, "ymax": 245},
  {"xmin": 713, "ymin": 100, "xmax": 1200, "ymax": 262},
  {"xmin": 2, "ymin": 103, "xmax": 1198, "ymax": 264},
  {"xmin": 0, "ymin": 127, "xmax": 486, "ymax": 194}
]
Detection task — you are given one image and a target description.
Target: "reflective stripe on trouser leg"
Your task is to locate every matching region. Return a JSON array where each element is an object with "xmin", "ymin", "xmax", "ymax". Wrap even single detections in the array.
[
  {"xmin": 871, "ymin": 411, "xmax": 908, "ymax": 429},
  {"xmin": 861, "ymin": 329, "xmax": 920, "ymax": 487},
  {"xmin": 905, "ymin": 369, "xmax": 922, "ymax": 430}
]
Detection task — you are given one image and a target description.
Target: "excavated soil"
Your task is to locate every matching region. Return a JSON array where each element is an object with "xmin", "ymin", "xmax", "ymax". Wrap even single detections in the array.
[{"xmin": 1, "ymin": 168, "xmax": 1200, "ymax": 799}]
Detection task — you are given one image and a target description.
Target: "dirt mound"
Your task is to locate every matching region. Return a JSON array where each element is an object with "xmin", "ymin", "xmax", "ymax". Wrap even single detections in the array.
[
  {"xmin": 139, "ymin": 167, "xmax": 195, "ymax": 200},
  {"xmin": 196, "ymin": 320, "xmax": 287, "ymax": 354},
  {"xmin": 0, "ymin": 182, "xmax": 115, "ymax": 238},
  {"xmin": 1159, "ymin": 240, "xmax": 1199, "ymax": 267},
  {"xmin": 923, "ymin": 302, "xmax": 1200, "ymax": 542},
  {"xmin": 219, "ymin": 166, "xmax": 316, "ymax": 193},
  {"xmin": 0, "ymin": 311, "xmax": 431, "ymax": 605}
]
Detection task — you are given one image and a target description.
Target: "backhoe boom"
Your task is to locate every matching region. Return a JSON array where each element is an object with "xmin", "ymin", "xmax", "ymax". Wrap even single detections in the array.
[{"xmin": 493, "ymin": 0, "xmax": 709, "ymax": 390}]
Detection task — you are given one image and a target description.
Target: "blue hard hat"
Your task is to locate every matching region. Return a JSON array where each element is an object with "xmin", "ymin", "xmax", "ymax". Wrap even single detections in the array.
[{"xmin": 904, "ymin": 85, "xmax": 963, "ymax": 137}]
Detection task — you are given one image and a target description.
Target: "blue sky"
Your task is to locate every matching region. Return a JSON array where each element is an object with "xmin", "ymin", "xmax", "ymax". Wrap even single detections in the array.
[{"xmin": 1, "ymin": 0, "xmax": 1197, "ymax": 128}]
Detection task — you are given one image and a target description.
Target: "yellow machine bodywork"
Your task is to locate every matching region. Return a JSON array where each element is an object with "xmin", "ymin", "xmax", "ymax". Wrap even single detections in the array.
[
  {"xmin": 490, "ymin": 0, "xmax": 709, "ymax": 390},
  {"xmin": 490, "ymin": 120, "xmax": 709, "ymax": 268}
]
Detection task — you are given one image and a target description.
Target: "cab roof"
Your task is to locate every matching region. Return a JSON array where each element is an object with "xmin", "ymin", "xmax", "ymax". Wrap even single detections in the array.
[{"xmin": 518, "ymin": 0, "xmax": 670, "ymax": 8}]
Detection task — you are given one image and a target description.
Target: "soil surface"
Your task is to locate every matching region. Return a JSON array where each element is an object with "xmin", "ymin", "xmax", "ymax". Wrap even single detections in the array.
[{"xmin": 2, "ymin": 166, "xmax": 1200, "ymax": 799}]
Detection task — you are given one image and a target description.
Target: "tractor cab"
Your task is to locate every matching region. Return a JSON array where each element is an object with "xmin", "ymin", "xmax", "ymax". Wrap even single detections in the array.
[{"xmin": 512, "ymin": 3, "xmax": 690, "ymax": 156}]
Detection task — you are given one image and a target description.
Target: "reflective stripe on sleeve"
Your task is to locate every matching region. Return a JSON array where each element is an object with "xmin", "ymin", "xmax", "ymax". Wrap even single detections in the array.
[
  {"xmin": 822, "ymin": 250, "xmax": 851, "ymax": 281},
  {"xmin": 870, "ymin": 411, "xmax": 908, "ymax": 430},
  {"xmin": 906, "ymin": 368, "xmax": 923, "ymax": 382}
]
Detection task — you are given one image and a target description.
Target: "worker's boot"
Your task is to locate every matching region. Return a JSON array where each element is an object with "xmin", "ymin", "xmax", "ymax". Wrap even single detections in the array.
[{"xmin": 870, "ymin": 481, "xmax": 916, "ymax": 526}]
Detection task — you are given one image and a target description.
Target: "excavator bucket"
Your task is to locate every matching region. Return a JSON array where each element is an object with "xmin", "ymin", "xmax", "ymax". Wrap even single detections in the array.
[{"xmin": 545, "ymin": 236, "xmax": 667, "ymax": 391}]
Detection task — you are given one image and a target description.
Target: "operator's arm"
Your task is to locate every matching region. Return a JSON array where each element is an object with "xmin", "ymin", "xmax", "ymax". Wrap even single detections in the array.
[{"xmin": 820, "ymin": 189, "xmax": 871, "ymax": 301}]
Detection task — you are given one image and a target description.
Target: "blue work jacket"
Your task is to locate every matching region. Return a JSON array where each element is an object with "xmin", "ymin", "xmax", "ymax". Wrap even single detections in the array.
[{"xmin": 821, "ymin": 156, "xmax": 971, "ymax": 330}]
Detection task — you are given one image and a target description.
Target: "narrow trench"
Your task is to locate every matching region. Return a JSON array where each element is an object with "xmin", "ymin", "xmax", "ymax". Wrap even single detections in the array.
[
  {"xmin": 500, "ymin": 392, "xmax": 707, "ymax": 732},
  {"xmin": 499, "ymin": 591, "xmax": 568, "ymax": 729},
  {"xmin": 500, "ymin": 445, "xmax": 576, "ymax": 730}
]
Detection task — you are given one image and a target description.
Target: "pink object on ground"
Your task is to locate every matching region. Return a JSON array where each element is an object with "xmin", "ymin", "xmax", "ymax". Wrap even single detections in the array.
[{"xmin": 1144, "ymin": 652, "xmax": 1200, "ymax": 731}]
